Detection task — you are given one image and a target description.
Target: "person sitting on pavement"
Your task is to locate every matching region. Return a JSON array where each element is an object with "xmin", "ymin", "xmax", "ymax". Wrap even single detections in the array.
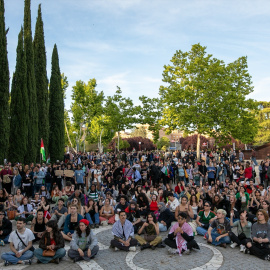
[
  {"xmin": 62, "ymin": 205, "xmax": 83, "ymax": 241},
  {"xmin": 175, "ymin": 196, "xmax": 194, "ymax": 222},
  {"xmin": 229, "ymin": 210, "xmax": 252, "ymax": 251},
  {"xmin": 1, "ymin": 217, "xmax": 34, "ymax": 266},
  {"xmin": 115, "ymin": 195, "xmax": 129, "ymax": 221},
  {"xmin": 84, "ymin": 199, "xmax": 100, "ymax": 228},
  {"xmin": 164, "ymin": 211, "xmax": 200, "ymax": 255},
  {"xmin": 68, "ymin": 219, "xmax": 99, "ymax": 262},
  {"xmin": 135, "ymin": 212, "xmax": 162, "ymax": 250},
  {"xmin": 0, "ymin": 208, "xmax": 12, "ymax": 245},
  {"xmin": 67, "ymin": 189, "xmax": 85, "ymax": 206},
  {"xmin": 99, "ymin": 198, "xmax": 115, "ymax": 225},
  {"xmin": 34, "ymin": 219, "xmax": 66, "ymax": 264},
  {"xmin": 166, "ymin": 192, "xmax": 180, "ymax": 215},
  {"xmin": 30, "ymin": 209, "xmax": 48, "ymax": 242},
  {"xmin": 157, "ymin": 202, "xmax": 175, "ymax": 232},
  {"xmin": 206, "ymin": 209, "xmax": 231, "ymax": 247},
  {"xmin": 50, "ymin": 198, "xmax": 68, "ymax": 229},
  {"xmin": 244, "ymin": 209, "xmax": 270, "ymax": 260},
  {"xmin": 110, "ymin": 211, "xmax": 138, "ymax": 252},
  {"xmin": 196, "ymin": 201, "xmax": 216, "ymax": 236},
  {"xmin": 15, "ymin": 196, "xmax": 34, "ymax": 224},
  {"xmin": 125, "ymin": 201, "xmax": 143, "ymax": 233}
]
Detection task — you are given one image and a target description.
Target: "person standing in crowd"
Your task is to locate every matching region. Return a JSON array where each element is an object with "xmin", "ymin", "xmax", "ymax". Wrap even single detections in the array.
[
  {"xmin": 34, "ymin": 220, "xmax": 66, "ymax": 264},
  {"xmin": 33, "ymin": 166, "xmax": 45, "ymax": 194},
  {"xmin": 74, "ymin": 164, "xmax": 85, "ymax": 191},
  {"xmin": 110, "ymin": 211, "xmax": 138, "ymax": 252},
  {"xmin": 68, "ymin": 219, "xmax": 99, "ymax": 262},
  {"xmin": 1, "ymin": 217, "xmax": 34, "ymax": 266},
  {"xmin": 0, "ymin": 164, "xmax": 13, "ymax": 194}
]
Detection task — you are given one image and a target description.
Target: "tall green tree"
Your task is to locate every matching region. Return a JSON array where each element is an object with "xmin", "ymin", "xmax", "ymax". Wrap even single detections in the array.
[
  {"xmin": 49, "ymin": 44, "xmax": 64, "ymax": 162},
  {"xmin": 159, "ymin": 44, "xmax": 258, "ymax": 158},
  {"xmin": 254, "ymin": 102, "xmax": 270, "ymax": 145},
  {"xmin": 8, "ymin": 29, "xmax": 28, "ymax": 163},
  {"xmin": 33, "ymin": 4, "xmax": 49, "ymax": 158},
  {"xmin": 0, "ymin": 0, "xmax": 10, "ymax": 163},
  {"xmin": 104, "ymin": 87, "xmax": 135, "ymax": 151},
  {"xmin": 24, "ymin": 0, "xmax": 38, "ymax": 163}
]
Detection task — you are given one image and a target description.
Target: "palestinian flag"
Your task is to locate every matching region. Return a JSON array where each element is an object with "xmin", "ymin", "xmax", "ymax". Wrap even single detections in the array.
[{"xmin": 40, "ymin": 139, "xmax": 46, "ymax": 161}]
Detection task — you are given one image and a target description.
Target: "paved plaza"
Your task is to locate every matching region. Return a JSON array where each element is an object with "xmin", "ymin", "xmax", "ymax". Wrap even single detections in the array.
[{"xmin": 0, "ymin": 223, "xmax": 269, "ymax": 270}]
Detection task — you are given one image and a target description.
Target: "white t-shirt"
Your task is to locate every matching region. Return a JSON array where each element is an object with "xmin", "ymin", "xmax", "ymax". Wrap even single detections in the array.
[
  {"xmin": 9, "ymin": 228, "xmax": 35, "ymax": 252},
  {"xmin": 93, "ymin": 169, "xmax": 102, "ymax": 183}
]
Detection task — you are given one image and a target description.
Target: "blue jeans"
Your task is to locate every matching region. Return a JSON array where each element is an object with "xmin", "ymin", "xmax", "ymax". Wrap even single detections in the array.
[
  {"xmin": 34, "ymin": 184, "xmax": 43, "ymax": 194},
  {"xmin": 1, "ymin": 250, "xmax": 33, "ymax": 264},
  {"xmin": 251, "ymin": 157, "xmax": 258, "ymax": 166},
  {"xmin": 34, "ymin": 248, "xmax": 66, "ymax": 264},
  {"xmin": 1, "ymin": 234, "xmax": 10, "ymax": 244},
  {"xmin": 158, "ymin": 222, "xmax": 167, "ymax": 232},
  {"xmin": 196, "ymin": 226, "xmax": 208, "ymax": 236},
  {"xmin": 85, "ymin": 213, "xmax": 99, "ymax": 225},
  {"xmin": 45, "ymin": 183, "xmax": 51, "ymax": 193},
  {"xmin": 206, "ymin": 229, "xmax": 231, "ymax": 246}
]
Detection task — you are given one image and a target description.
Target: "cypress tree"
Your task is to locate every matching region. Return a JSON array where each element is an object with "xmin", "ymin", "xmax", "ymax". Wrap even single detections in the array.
[
  {"xmin": 8, "ymin": 29, "xmax": 28, "ymax": 163},
  {"xmin": 0, "ymin": 0, "xmax": 10, "ymax": 164},
  {"xmin": 33, "ymin": 4, "xmax": 49, "ymax": 159},
  {"xmin": 49, "ymin": 45, "xmax": 64, "ymax": 162},
  {"xmin": 24, "ymin": 0, "xmax": 38, "ymax": 163}
]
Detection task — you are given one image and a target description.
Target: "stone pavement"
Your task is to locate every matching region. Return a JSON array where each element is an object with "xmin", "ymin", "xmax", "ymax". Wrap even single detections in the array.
[{"xmin": 1, "ymin": 222, "xmax": 269, "ymax": 270}]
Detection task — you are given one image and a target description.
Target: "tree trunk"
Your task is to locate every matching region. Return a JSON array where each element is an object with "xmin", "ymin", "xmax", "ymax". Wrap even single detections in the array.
[
  {"xmin": 197, "ymin": 133, "xmax": 200, "ymax": 160},
  {"xmin": 118, "ymin": 131, "xmax": 120, "ymax": 152},
  {"xmin": 64, "ymin": 121, "xmax": 76, "ymax": 153}
]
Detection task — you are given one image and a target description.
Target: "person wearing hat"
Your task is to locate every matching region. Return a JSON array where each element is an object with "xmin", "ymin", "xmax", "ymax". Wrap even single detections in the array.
[{"xmin": 68, "ymin": 219, "xmax": 99, "ymax": 263}]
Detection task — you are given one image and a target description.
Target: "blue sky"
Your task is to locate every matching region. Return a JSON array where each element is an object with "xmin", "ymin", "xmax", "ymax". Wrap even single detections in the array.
[{"xmin": 4, "ymin": 0, "xmax": 270, "ymax": 110}]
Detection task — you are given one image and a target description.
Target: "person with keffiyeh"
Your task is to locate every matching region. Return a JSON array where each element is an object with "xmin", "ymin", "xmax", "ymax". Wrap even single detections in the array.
[
  {"xmin": 110, "ymin": 211, "xmax": 138, "ymax": 252},
  {"xmin": 164, "ymin": 212, "xmax": 200, "ymax": 255}
]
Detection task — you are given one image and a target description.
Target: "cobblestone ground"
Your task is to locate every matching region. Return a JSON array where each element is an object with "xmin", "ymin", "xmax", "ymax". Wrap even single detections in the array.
[{"xmin": 0, "ymin": 223, "xmax": 270, "ymax": 270}]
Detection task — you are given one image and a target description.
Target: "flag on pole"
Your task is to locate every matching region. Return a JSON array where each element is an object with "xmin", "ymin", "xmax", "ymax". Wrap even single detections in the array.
[{"xmin": 40, "ymin": 139, "xmax": 46, "ymax": 161}]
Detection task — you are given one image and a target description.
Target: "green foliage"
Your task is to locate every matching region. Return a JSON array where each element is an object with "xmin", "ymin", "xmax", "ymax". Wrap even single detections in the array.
[
  {"xmin": 61, "ymin": 73, "xmax": 68, "ymax": 99},
  {"xmin": 254, "ymin": 101, "xmax": 270, "ymax": 145},
  {"xmin": 0, "ymin": 0, "xmax": 10, "ymax": 163},
  {"xmin": 8, "ymin": 29, "xmax": 27, "ymax": 162},
  {"xmin": 48, "ymin": 44, "xmax": 64, "ymax": 162},
  {"xmin": 156, "ymin": 136, "xmax": 170, "ymax": 150},
  {"xmin": 136, "ymin": 96, "xmax": 163, "ymax": 143},
  {"xmin": 121, "ymin": 139, "xmax": 130, "ymax": 150},
  {"xmin": 24, "ymin": 0, "xmax": 38, "ymax": 163},
  {"xmin": 159, "ymin": 43, "xmax": 258, "ymax": 152},
  {"xmin": 33, "ymin": 4, "xmax": 49, "ymax": 158},
  {"xmin": 104, "ymin": 86, "xmax": 135, "ymax": 138}
]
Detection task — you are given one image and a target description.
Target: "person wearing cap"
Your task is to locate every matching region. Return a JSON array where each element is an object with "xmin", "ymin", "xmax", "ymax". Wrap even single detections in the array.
[{"xmin": 68, "ymin": 219, "xmax": 99, "ymax": 263}]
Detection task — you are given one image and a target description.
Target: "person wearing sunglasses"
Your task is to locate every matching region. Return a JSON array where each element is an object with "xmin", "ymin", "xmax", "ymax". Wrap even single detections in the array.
[{"xmin": 196, "ymin": 201, "xmax": 216, "ymax": 236}]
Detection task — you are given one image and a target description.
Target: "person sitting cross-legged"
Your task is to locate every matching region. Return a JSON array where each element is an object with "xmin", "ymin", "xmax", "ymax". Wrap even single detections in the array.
[
  {"xmin": 164, "ymin": 211, "xmax": 200, "ymax": 255},
  {"xmin": 110, "ymin": 211, "xmax": 138, "ymax": 252},
  {"xmin": 0, "ymin": 208, "xmax": 12, "ymax": 245},
  {"xmin": 135, "ymin": 212, "xmax": 162, "ymax": 250},
  {"xmin": 68, "ymin": 219, "xmax": 99, "ymax": 262},
  {"xmin": 1, "ymin": 217, "xmax": 34, "ymax": 266},
  {"xmin": 206, "ymin": 209, "xmax": 231, "ymax": 248},
  {"xmin": 34, "ymin": 220, "xmax": 66, "ymax": 264}
]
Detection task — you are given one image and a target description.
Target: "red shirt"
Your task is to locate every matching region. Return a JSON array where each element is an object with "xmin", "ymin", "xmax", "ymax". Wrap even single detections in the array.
[
  {"xmin": 244, "ymin": 167, "xmax": 253, "ymax": 179},
  {"xmin": 150, "ymin": 201, "xmax": 158, "ymax": 211},
  {"xmin": 174, "ymin": 186, "xmax": 184, "ymax": 194}
]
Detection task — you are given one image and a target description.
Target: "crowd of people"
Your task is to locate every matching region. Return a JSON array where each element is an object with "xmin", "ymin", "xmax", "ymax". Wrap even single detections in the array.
[{"xmin": 0, "ymin": 148, "xmax": 270, "ymax": 266}]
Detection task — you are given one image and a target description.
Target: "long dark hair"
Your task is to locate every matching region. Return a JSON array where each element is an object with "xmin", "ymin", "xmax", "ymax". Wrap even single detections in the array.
[
  {"xmin": 76, "ymin": 222, "xmax": 91, "ymax": 237},
  {"xmin": 146, "ymin": 212, "xmax": 157, "ymax": 223},
  {"xmin": 46, "ymin": 220, "xmax": 60, "ymax": 240}
]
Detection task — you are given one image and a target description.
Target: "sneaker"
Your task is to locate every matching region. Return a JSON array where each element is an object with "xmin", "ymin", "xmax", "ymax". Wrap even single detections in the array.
[
  {"xmin": 219, "ymin": 243, "xmax": 227, "ymax": 248},
  {"xmin": 95, "ymin": 224, "xmax": 99, "ymax": 228},
  {"xmin": 230, "ymin": 242, "xmax": 237, "ymax": 249},
  {"xmin": 168, "ymin": 248, "xmax": 178, "ymax": 255},
  {"xmin": 265, "ymin": 254, "xmax": 270, "ymax": 261},
  {"xmin": 151, "ymin": 245, "xmax": 156, "ymax": 250},
  {"xmin": 244, "ymin": 248, "xmax": 250, "ymax": 254},
  {"xmin": 182, "ymin": 249, "xmax": 191, "ymax": 255},
  {"xmin": 101, "ymin": 220, "xmax": 108, "ymax": 226},
  {"xmin": 90, "ymin": 224, "xmax": 95, "ymax": 229},
  {"xmin": 0, "ymin": 240, "xmax": 5, "ymax": 246},
  {"xmin": 54, "ymin": 258, "xmax": 59, "ymax": 264},
  {"xmin": 4, "ymin": 261, "xmax": 10, "ymax": 266},
  {"xmin": 114, "ymin": 247, "xmax": 119, "ymax": 251},
  {"xmin": 240, "ymin": 245, "xmax": 245, "ymax": 252},
  {"xmin": 140, "ymin": 243, "xmax": 150, "ymax": 250},
  {"xmin": 129, "ymin": 246, "xmax": 136, "ymax": 252},
  {"xmin": 37, "ymin": 259, "xmax": 42, "ymax": 264},
  {"xmin": 22, "ymin": 259, "xmax": 32, "ymax": 265}
]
